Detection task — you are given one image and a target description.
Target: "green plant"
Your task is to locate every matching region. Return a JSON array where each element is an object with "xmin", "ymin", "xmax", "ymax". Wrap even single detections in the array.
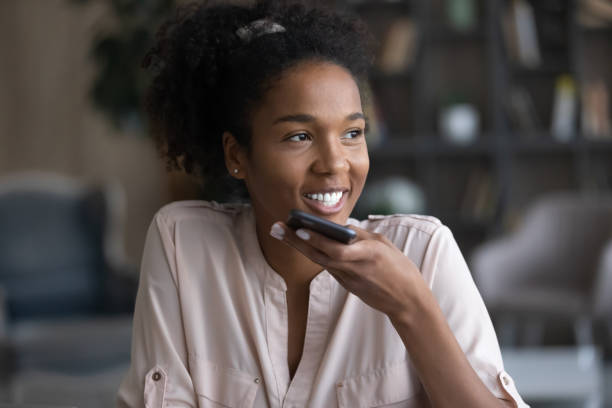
[{"xmin": 71, "ymin": 0, "xmax": 175, "ymax": 131}]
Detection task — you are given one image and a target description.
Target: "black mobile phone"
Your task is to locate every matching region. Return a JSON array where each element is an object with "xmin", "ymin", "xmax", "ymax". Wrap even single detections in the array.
[{"xmin": 286, "ymin": 209, "xmax": 357, "ymax": 244}]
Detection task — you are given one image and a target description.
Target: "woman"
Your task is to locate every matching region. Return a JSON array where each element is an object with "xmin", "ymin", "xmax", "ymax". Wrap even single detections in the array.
[{"xmin": 117, "ymin": 0, "xmax": 528, "ymax": 407}]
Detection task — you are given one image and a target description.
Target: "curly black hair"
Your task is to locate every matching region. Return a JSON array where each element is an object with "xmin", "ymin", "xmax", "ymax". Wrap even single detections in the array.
[{"xmin": 143, "ymin": 0, "xmax": 376, "ymax": 200}]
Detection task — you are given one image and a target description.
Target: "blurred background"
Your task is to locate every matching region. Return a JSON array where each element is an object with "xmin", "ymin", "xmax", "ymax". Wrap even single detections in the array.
[{"xmin": 0, "ymin": 0, "xmax": 611, "ymax": 407}]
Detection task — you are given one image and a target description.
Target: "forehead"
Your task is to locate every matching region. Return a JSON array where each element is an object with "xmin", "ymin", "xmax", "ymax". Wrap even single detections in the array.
[{"xmin": 255, "ymin": 61, "xmax": 363, "ymax": 120}]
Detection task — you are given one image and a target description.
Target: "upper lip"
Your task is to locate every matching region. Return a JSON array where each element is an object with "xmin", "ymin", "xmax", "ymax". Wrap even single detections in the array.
[{"xmin": 302, "ymin": 187, "xmax": 349, "ymax": 195}]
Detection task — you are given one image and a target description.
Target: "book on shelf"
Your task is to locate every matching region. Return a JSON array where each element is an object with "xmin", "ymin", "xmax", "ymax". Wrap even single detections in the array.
[
  {"xmin": 502, "ymin": 7, "xmax": 519, "ymax": 62},
  {"xmin": 551, "ymin": 74, "xmax": 577, "ymax": 142},
  {"xmin": 581, "ymin": 80, "xmax": 611, "ymax": 140},
  {"xmin": 460, "ymin": 168, "xmax": 498, "ymax": 220},
  {"xmin": 362, "ymin": 81, "xmax": 387, "ymax": 148},
  {"xmin": 502, "ymin": 0, "xmax": 541, "ymax": 68},
  {"xmin": 377, "ymin": 17, "xmax": 418, "ymax": 74},
  {"xmin": 579, "ymin": 0, "xmax": 612, "ymax": 28},
  {"xmin": 506, "ymin": 85, "xmax": 542, "ymax": 135}
]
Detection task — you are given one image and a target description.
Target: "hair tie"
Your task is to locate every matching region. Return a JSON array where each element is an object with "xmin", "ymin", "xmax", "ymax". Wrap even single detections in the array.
[{"xmin": 236, "ymin": 19, "xmax": 286, "ymax": 43}]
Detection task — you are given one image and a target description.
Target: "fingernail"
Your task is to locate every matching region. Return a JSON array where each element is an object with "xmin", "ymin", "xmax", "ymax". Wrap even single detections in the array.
[
  {"xmin": 296, "ymin": 229, "xmax": 310, "ymax": 240},
  {"xmin": 270, "ymin": 222, "xmax": 284, "ymax": 240}
]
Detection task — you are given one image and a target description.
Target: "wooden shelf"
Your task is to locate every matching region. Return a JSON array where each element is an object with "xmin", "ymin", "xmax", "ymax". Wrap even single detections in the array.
[
  {"xmin": 508, "ymin": 136, "xmax": 580, "ymax": 154},
  {"xmin": 349, "ymin": 0, "xmax": 612, "ymax": 247},
  {"xmin": 369, "ymin": 137, "xmax": 494, "ymax": 159},
  {"xmin": 349, "ymin": 0, "xmax": 412, "ymax": 13},
  {"xmin": 579, "ymin": 25, "xmax": 612, "ymax": 35},
  {"xmin": 427, "ymin": 27, "xmax": 485, "ymax": 43},
  {"xmin": 506, "ymin": 135, "xmax": 612, "ymax": 154},
  {"xmin": 582, "ymin": 140, "xmax": 612, "ymax": 152},
  {"xmin": 510, "ymin": 64, "xmax": 572, "ymax": 77}
]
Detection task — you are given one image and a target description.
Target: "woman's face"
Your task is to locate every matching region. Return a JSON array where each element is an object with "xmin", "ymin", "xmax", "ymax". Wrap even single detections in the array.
[{"xmin": 237, "ymin": 60, "xmax": 369, "ymax": 228}]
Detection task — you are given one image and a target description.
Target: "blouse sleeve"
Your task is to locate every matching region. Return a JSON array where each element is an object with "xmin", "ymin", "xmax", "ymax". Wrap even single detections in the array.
[
  {"xmin": 116, "ymin": 213, "xmax": 196, "ymax": 407},
  {"xmin": 420, "ymin": 224, "xmax": 530, "ymax": 408}
]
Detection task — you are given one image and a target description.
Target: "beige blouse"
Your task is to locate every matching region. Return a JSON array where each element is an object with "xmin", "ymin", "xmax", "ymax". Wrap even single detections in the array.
[{"xmin": 117, "ymin": 200, "xmax": 528, "ymax": 407}]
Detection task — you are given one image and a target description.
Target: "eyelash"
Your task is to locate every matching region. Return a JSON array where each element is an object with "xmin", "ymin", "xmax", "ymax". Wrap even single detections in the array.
[
  {"xmin": 287, "ymin": 129, "xmax": 364, "ymax": 142},
  {"xmin": 287, "ymin": 134, "xmax": 309, "ymax": 142},
  {"xmin": 344, "ymin": 129, "xmax": 364, "ymax": 139}
]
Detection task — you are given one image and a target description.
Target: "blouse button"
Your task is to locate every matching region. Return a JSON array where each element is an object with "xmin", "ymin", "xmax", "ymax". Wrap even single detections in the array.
[
  {"xmin": 254, "ymin": 377, "xmax": 261, "ymax": 384},
  {"xmin": 337, "ymin": 383, "xmax": 343, "ymax": 388},
  {"xmin": 152, "ymin": 372, "xmax": 162, "ymax": 381},
  {"xmin": 502, "ymin": 375, "xmax": 510, "ymax": 386}
]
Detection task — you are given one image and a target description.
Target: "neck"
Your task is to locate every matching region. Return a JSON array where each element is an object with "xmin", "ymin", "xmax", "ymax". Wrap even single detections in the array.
[{"xmin": 254, "ymin": 216, "xmax": 323, "ymax": 290}]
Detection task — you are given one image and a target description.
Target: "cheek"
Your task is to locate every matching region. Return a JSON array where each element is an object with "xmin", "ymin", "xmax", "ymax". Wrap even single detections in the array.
[
  {"xmin": 351, "ymin": 149, "xmax": 370, "ymax": 187},
  {"xmin": 248, "ymin": 152, "xmax": 305, "ymax": 196}
]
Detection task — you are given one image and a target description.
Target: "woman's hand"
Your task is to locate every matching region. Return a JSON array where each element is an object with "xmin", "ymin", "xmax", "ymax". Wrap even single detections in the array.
[
  {"xmin": 270, "ymin": 222, "xmax": 426, "ymax": 322},
  {"xmin": 271, "ymin": 222, "xmax": 515, "ymax": 408}
]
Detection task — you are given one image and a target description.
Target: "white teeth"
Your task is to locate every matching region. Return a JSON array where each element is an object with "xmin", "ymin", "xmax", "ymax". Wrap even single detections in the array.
[{"xmin": 305, "ymin": 191, "xmax": 344, "ymax": 206}]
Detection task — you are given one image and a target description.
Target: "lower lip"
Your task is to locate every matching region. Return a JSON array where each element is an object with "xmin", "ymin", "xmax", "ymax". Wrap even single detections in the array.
[{"xmin": 302, "ymin": 192, "xmax": 348, "ymax": 215}]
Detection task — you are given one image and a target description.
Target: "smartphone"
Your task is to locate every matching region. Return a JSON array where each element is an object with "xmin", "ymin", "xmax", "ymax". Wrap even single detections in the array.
[{"xmin": 286, "ymin": 209, "xmax": 357, "ymax": 244}]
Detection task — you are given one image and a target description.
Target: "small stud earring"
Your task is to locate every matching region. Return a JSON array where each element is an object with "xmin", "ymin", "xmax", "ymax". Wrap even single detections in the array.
[{"xmin": 233, "ymin": 169, "xmax": 239, "ymax": 174}]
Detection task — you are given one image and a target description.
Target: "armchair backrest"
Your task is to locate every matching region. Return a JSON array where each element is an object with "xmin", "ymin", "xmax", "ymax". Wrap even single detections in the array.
[
  {"xmin": 0, "ymin": 172, "xmax": 117, "ymax": 323},
  {"xmin": 593, "ymin": 240, "xmax": 612, "ymax": 319},
  {"xmin": 516, "ymin": 192, "xmax": 612, "ymax": 292},
  {"xmin": 472, "ymin": 191, "xmax": 612, "ymax": 301}
]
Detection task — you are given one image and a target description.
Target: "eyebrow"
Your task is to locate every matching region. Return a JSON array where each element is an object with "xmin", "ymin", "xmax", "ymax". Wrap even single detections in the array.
[{"xmin": 272, "ymin": 112, "xmax": 366, "ymax": 125}]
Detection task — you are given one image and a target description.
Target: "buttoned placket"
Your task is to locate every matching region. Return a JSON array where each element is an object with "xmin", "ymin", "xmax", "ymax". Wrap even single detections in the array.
[
  {"xmin": 264, "ymin": 268, "xmax": 333, "ymax": 408},
  {"xmin": 264, "ymin": 271, "xmax": 290, "ymax": 408}
]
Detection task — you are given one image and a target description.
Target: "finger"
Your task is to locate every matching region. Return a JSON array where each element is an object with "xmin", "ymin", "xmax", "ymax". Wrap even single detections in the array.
[
  {"xmin": 344, "ymin": 224, "xmax": 371, "ymax": 241},
  {"xmin": 273, "ymin": 224, "xmax": 360, "ymax": 287},
  {"xmin": 271, "ymin": 222, "xmax": 334, "ymax": 266},
  {"xmin": 281, "ymin": 223, "xmax": 367, "ymax": 263}
]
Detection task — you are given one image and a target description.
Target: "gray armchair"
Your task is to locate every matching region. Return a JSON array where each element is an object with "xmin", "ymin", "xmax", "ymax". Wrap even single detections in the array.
[
  {"xmin": 593, "ymin": 240, "xmax": 612, "ymax": 344},
  {"xmin": 0, "ymin": 171, "xmax": 136, "ymax": 403},
  {"xmin": 470, "ymin": 192, "xmax": 612, "ymax": 347}
]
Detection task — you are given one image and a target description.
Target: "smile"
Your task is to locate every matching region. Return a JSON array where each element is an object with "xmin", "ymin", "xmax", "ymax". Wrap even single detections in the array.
[{"xmin": 303, "ymin": 191, "xmax": 344, "ymax": 207}]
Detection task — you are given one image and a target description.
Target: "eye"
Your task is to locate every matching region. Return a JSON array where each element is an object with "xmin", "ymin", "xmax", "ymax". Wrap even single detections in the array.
[
  {"xmin": 341, "ymin": 129, "xmax": 364, "ymax": 140},
  {"xmin": 287, "ymin": 133, "xmax": 311, "ymax": 142}
]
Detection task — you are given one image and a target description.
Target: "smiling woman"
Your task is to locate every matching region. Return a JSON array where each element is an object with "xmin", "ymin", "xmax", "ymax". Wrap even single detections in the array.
[
  {"xmin": 117, "ymin": 1, "xmax": 529, "ymax": 407},
  {"xmin": 224, "ymin": 61, "xmax": 369, "ymax": 238}
]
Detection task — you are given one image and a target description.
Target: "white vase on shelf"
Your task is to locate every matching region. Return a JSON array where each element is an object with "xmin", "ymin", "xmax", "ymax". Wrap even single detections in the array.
[{"xmin": 439, "ymin": 103, "xmax": 480, "ymax": 145}]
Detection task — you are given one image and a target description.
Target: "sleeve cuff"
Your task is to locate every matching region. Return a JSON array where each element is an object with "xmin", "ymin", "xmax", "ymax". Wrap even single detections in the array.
[{"xmin": 497, "ymin": 370, "xmax": 530, "ymax": 408}]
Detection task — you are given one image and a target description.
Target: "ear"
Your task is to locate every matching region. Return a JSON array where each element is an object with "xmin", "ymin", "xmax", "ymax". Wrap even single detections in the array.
[{"xmin": 222, "ymin": 131, "xmax": 247, "ymax": 179}]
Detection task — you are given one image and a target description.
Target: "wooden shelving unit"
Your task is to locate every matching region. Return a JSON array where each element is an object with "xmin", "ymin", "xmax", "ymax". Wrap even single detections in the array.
[{"xmin": 337, "ymin": 0, "xmax": 612, "ymax": 258}]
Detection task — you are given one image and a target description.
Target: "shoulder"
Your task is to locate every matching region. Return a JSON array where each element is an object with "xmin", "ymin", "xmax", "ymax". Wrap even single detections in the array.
[
  {"xmin": 349, "ymin": 213, "xmax": 444, "ymax": 237},
  {"xmin": 348, "ymin": 214, "xmax": 450, "ymax": 257},
  {"xmin": 153, "ymin": 200, "xmax": 251, "ymax": 232}
]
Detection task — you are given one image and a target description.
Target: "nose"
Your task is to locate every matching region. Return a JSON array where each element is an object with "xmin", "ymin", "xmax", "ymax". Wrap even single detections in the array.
[{"xmin": 310, "ymin": 135, "xmax": 349, "ymax": 175}]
